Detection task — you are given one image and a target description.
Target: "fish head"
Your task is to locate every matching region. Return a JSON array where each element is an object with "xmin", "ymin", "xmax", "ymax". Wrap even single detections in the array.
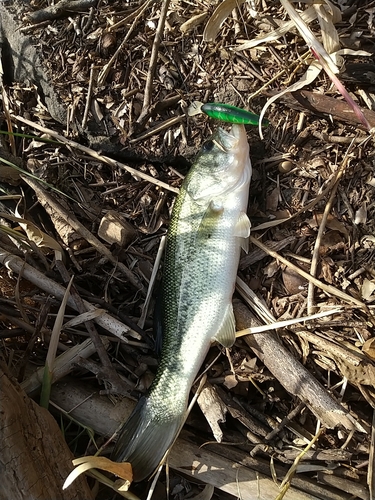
[{"xmin": 187, "ymin": 124, "xmax": 251, "ymax": 201}]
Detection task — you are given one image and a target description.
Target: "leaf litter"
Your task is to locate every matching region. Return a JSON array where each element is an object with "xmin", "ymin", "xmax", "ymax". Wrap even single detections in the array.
[{"xmin": 0, "ymin": 0, "xmax": 375, "ymax": 499}]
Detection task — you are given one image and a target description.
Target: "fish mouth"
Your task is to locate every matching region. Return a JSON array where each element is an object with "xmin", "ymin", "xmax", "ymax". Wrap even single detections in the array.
[{"xmin": 216, "ymin": 124, "xmax": 246, "ymax": 152}]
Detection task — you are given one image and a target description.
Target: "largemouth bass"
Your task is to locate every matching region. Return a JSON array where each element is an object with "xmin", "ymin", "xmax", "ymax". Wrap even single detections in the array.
[{"xmin": 112, "ymin": 124, "xmax": 252, "ymax": 481}]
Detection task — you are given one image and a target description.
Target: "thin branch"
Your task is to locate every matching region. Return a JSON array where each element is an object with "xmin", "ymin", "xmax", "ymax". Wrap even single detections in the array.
[{"xmin": 136, "ymin": 0, "xmax": 171, "ymax": 128}]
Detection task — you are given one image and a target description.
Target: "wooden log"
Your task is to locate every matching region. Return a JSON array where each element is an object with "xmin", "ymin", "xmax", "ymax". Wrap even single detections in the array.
[
  {"xmin": 0, "ymin": 365, "xmax": 94, "ymax": 500},
  {"xmin": 50, "ymin": 378, "xmax": 341, "ymax": 500},
  {"xmin": 272, "ymin": 90, "xmax": 375, "ymax": 130},
  {"xmin": 233, "ymin": 299, "xmax": 362, "ymax": 432}
]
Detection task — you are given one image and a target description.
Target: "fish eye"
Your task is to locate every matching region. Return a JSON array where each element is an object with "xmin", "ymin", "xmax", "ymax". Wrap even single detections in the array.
[{"xmin": 202, "ymin": 140, "xmax": 215, "ymax": 152}]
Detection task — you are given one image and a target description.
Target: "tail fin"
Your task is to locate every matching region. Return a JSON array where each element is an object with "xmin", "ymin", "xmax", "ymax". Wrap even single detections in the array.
[{"xmin": 111, "ymin": 395, "xmax": 184, "ymax": 482}]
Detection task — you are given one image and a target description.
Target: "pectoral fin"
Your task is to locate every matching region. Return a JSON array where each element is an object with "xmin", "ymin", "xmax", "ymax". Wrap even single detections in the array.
[
  {"xmin": 213, "ymin": 303, "xmax": 236, "ymax": 348},
  {"xmin": 235, "ymin": 211, "xmax": 251, "ymax": 253},
  {"xmin": 197, "ymin": 200, "xmax": 224, "ymax": 241}
]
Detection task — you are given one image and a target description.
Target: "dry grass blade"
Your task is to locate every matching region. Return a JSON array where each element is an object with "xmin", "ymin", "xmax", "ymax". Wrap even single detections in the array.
[
  {"xmin": 0, "ymin": 211, "xmax": 64, "ymax": 256},
  {"xmin": 307, "ymin": 150, "xmax": 350, "ymax": 315},
  {"xmin": 236, "ymin": 308, "xmax": 342, "ymax": 337},
  {"xmin": 258, "ymin": 59, "xmax": 321, "ymax": 138},
  {"xmin": 276, "ymin": 428, "xmax": 324, "ymax": 500},
  {"xmin": 137, "ymin": 235, "xmax": 165, "ymax": 329},
  {"xmin": 235, "ymin": 6, "xmax": 317, "ymax": 51},
  {"xmin": 14, "ymin": 262, "xmax": 30, "ymax": 324},
  {"xmin": 1, "ymin": 86, "xmax": 16, "ymax": 155},
  {"xmin": 62, "ymin": 309, "xmax": 106, "ymax": 329},
  {"xmin": 236, "ymin": 276, "xmax": 275, "ymax": 323},
  {"xmin": 21, "ymin": 337, "xmax": 104, "ymax": 394},
  {"xmin": 311, "ymin": 48, "xmax": 372, "ymax": 131},
  {"xmin": 14, "ymin": 115, "xmax": 179, "ymax": 194},
  {"xmin": 314, "ymin": 0, "xmax": 341, "ymax": 55},
  {"xmin": 128, "ymin": 115, "xmax": 185, "ymax": 144},
  {"xmin": 249, "ymin": 235, "xmax": 366, "ymax": 308},
  {"xmin": 40, "ymin": 276, "xmax": 73, "ymax": 408},
  {"xmin": 280, "ymin": 0, "xmax": 338, "ymax": 73},
  {"xmin": 136, "ymin": 0, "xmax": 171, "ymax": 127}
]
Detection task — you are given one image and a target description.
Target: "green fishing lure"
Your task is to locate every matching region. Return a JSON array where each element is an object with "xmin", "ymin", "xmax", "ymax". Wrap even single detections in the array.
[{"xmin": 201, "ymin": 102, "xmax": 269, "ymax": 126}]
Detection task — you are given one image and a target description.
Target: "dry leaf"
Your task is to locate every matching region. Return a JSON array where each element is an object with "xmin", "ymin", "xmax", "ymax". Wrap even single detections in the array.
[
  {"xmin": 64, "ymin": 456, "xmax": 132, "ymax": 490},
  {"xmin": 320, "ymin": 258, "xmax": 334, "ymax": 284},
  {"xmin": 264, "ymin": 259, "xmax": 279, "ymax": 278},
  {"xmin": 335, "ymin": 357, "xmax": 375, "ymax": 388},
  {"xmin": 203, "ymin": 0, "xmax": 246, "ymax": 41},
  {"xmin": 280, "ymin": 0, "xmax": 339, "ymax": 74},
  {"xmin": 282, "ymin": 267, "xmax": 308, "ymax": 295},
  {"xmin": 187, "ymin": 101, "xmax": 204, "ymax": 117},
  {"xmin": 314, "ymin": 1, "xmax": 341, "ymax": 57},
  {"xmin": 266, "ymin": 186, "xmax": 280, "ymax": 212},
  {"xmin": 311, "ymin": 213, "xmax": 349, "ymax": 237},
  {"xmin": 361, "ymin": 278, "xmax": 375, "ymax": 301},
  {"xmin": 0, "ymin": 166, "xmax": 21, "ymax": 185},
  {"xmin": 363, "ymin": 338, "xmax": 375, "ymax": 361},
  {"xmin": 180, "ymin": 12, "xmax": 207, "ymax": 33},
  {"xmin": 319, "ymin": 230, "xmax": 346, "ymax": 256},
  {"xmin": 355, "ymin": 202, "xmax": 367, "ymax": 225},
  {"xmin": 223, "ymin": 374, "xmax": 238, "ymax": 389},
  {"xmin": 0, "ymin": 212, "xmax": 64, "ymax": 255},
  {"xmin": 235, "ymin": 6, "xmax": 317, "ymax": 51}
]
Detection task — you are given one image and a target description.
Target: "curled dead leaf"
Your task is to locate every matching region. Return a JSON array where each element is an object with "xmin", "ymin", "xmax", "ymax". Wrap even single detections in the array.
[
  {"xmin": 362, "ymin": 338, "xmax": 375, "ymax": 361},
  {"xmin": 180, "ymin": 12, "xmax": 207, "ymax": 34},
  {"xmin": 203, "ymin": 0, "xmax": 246, "ymax": 41},
  {"xmin": 361, "ymin": 278, "xmax": 375, "ymax": 301},
  {"xmin": 0, "ymin": 212, "xmax": 64, "ymax": 256},
  {"xmin": 64, "ymin": 456, "xmax": 132, "ymax": 491},
  {"xmin": 311, "ymin": 213, "xmax": 349, "ymax": 237}
]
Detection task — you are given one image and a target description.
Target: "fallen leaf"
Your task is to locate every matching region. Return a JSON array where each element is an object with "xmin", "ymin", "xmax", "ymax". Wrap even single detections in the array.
[
  {"xmin": 235, "ymin": 6, "xmax": 317, "ymax": 51},
  {"xmin": 0, "ymin": 166, "xmax": 21, "ymax": 185},
  {"xmin": 266, "ymin": 186, "xmax": 280, "ymax": 212},
  {"xmin": 319, "ymin": 230, "xmax": 346, "ymax": 256},
  {"xmin": 363, "ymin": 338, "xmax": 375, "ymax": 361},
  {"xmin": 64, "ymin": 456, "xmax": 132, "ymax": 490},
  {"xmin": 180, "ymin": 12, "xmax": 207, "ymax": 33},
  {"xmin": 0, "ymin": 212, "xmax": 64, "ymax": 255},
  {"xmin": 310, "ymin": 213, "xmax": 349, "ymax": 236},
  {"xmin": 335, "ymin": 357, "xmax": 375, "ymax": 388},
  {"xmin": 203, "ymin": 0, "xmax": 246, "ymax": 41},
  {"xmin": 282, "ymin": 267, "xmax": 308, "ymax": 295},
  {"xmin": 361, "ymin": 278, "xmax": 375, "ymax": 301}
]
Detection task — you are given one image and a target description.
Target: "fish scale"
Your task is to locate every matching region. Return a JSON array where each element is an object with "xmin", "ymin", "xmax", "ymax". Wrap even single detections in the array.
[{"xmin": 111, "ymin": 124, "xmax": 252, "ymax": 481}]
